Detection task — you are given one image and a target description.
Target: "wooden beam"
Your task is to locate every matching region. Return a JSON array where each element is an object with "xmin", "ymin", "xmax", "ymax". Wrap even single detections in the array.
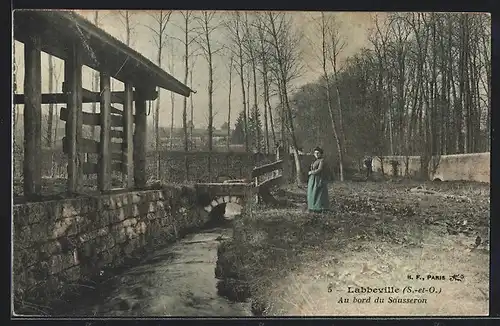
[
  {"xmin": 14, "ymin": 93, "xmax": 66, "ymax": 105},
  {"xmin": 59, "ymin": 107, "xmax": 124, "ymax": 127},
  {"xmin": 133, "ymin": 89, "xmax": 148, "ymax": 188},
  {"xmin": 23, "ymin": 33, "xmax": 42, "ymax": 196},
  {"xmin": 251, "ymin": 160, "xmax": 284, "ymax": 178},
  {"xmin": 14, "ymin": 90, "xmax": 158, "ymax": 105},
  {"xmin": 111, "ymin": 130, "xmax": 124, "ymax": 139},
  {"xmin": 98, "ymin": 72, "xmax": 112, "ymax": 191},
  {"xmin": 123, "ymin": 82, "xmax": 134, "ymax": 188},
  {"xmin": 62, "ymin": 136, "xmax": 123, "ymax": 154},
  {"xmin": 81, "ymin": 88, "xmax": 158, "ymax": 103},
  {"xmin": 112, "ymin": 152, "xmax": 123, "ymax": 161},
  {"xmin": 257, "ymin": 175, "xmax": 283, "ymax": 190},
  {"xmin": 82, "ymin": 162, "xmax": 124, "ymax": 175},
  {"xmin": 64, "ymin": 40, "xmax": 84, "ymax": 193}
]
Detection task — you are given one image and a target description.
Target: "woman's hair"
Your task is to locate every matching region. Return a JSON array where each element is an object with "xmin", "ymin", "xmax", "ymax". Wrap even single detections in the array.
[{"xmin": 313, "ymin": 147, "xmax": 324, "ymax": 154}]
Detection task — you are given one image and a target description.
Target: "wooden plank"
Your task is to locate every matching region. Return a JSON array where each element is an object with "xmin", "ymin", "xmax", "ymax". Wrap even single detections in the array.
[
  {"xmin": 14, "ymin": 93, "xmax": 66, "ymax": 105},
  {"xmin": 112, "ymin": 152, "xmax": 123, "ymax": 161},
  {"xmin": 123, "ymin": 82, "xmax": 134, "ymax": 188},
  {"xmin": 64, "ymin": 40, "xmax": 84, "ymax": 193},
  {"xmin": 251, "ymin": 160, "xmax": 283, "ymax": 178},
  {"xmin": 133, "ymin": 89, "xmax": 147, "ymax": 188},
  {"xmin": 257, "ymin": 175, "xmax": 283, "ymax": 190},
  {"xmin": 62, "ymin": 136, "xmax": 123, "ymax": 154},
  {"xmin": 110, "ymin": 106, "xmax": 123, "ymax": 115},
  {"xmin": 59, "ymin": 107, "xmax": 124, "ymax": 127},
  {"xmin": 14, "ymin": 92, "xmax": 153, "ymax": 107},
  {"xmin": 82, "ymin": 162, "xmax": 124, "ymax": 175},
  {"xmin": 58, "ymin": 85, "xmax": 158, "ymax": 103},
  {"xmin": 98, "ymin": 72, "xmax": 112, "ymax": 191},
  {"xmin": 23, "ymin": 33, "xmax": 42, "ymax": 196},
  {"xmin": 110, "ymin": 130, "xmax": 124, "ymax": 138},
  {"xmin": 81, "ymin": 88, "xmax": 158, "ymax": 103}
]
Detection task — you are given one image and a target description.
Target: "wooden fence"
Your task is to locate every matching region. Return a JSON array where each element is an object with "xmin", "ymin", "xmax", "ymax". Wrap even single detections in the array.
[{"xmin": 250, "ymin": 147, "xmax": 288, "ymax": 203}]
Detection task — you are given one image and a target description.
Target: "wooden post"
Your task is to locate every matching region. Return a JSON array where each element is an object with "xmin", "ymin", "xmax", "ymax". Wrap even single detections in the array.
[
  {"xmin": 133, "ymin": 89, "xmax": 147, "ymax": 188},
  {"xmin": 98, "ymin": 72, "xmax": 111, "ymax": 191},
  {"xmin": 254, "ymin": 175, "xmax": 260, "ymax": 204},
  {"xmin": 123, "ymin": 82, "xmax": 134, "ymax": 188},
  {"xmin": 23, "ymin": 34, "xmax": 42, "ymax": 196},
  {"xmin": 278, "ymin": 145, "xmax": 289, "ymax": 183},
  {"xmin": 64, "ymin": 41, "xmax": 84, "ymax": 193}
]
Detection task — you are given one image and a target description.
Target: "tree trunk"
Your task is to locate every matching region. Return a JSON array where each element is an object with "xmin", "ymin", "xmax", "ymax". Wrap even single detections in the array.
[
  {"xmin": 169, "ymin": 53, "xmax": 175, "ymax": 151},
  {"xmin": 321, "ymin": 13, "xmax": 344, "ymax": 181},
  {"xmin": 190, "ymin": 69, "xmax": 194, "ymax": 150},
  {"xmin": 91, "ymin": 11, "xmax": 99, "ymax": 141},
  {"xmin": 236, "ymin": 29, "xmax": 248, "ymax": 152},
  {"xmin": 155, "ymin": 42, "xmax": 162, "ymax": 180},
  {"xmin": 182, "ymin": 12, "xmax": 190, "ymax": 181},
  {"xmin": 227, "ymin": 56, "xmax": 233, "ymax": 152},
  {"xmin": 47, "ymin": 55, "xmax": 54, "ymax": 148}
]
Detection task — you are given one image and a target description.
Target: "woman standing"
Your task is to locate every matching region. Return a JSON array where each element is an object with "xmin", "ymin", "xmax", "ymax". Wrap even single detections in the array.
[{"xmin": 307, "ymin": 147, "xmax": 330, "ymax": 213}]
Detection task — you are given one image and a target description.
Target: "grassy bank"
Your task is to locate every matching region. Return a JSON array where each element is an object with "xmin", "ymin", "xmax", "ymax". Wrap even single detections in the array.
[{"xmin": 215, "ymin": 180, "xmax": 490, "ymax": 316}]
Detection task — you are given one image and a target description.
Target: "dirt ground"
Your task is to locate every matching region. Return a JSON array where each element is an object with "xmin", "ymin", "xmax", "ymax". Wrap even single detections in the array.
[{"xmin": 220, "ymin": 179, "xmax": 490, "ymax": 316}]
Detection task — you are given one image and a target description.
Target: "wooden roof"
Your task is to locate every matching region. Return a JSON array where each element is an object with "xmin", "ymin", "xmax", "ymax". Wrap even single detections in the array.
[{"xmin": 13, "ymin": 10, "xmax": 193, "ymax": 97}]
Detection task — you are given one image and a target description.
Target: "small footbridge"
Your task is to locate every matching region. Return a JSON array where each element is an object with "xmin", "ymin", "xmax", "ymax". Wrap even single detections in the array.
[{"xmin": 194, "ymin": 152, "xmax": 288, "ymax": 215}]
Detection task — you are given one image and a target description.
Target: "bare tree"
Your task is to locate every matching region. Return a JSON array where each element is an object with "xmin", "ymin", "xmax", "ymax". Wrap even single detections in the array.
[
  {"xmin": 224, "ymin": 12, "xmax": 249, "ymax": 152},
  {"xmin": 254, "ymin": 14, "xmax": 276, "ymax": 154},
  {"xmin": 243, "ymin": 12, "xmax": 261, "ymax": 153},
  {"xmin": 145, "ymin": 10, "xmax": 173, "ymax": 179},
  {"xmin": 194, "ymin": 11, "xmax": 224, "ymax": 181},
  {"xmin": 168, "ymin": 41, "xmax": 176, "ymax": 150},
  {"xmin": 189, "ymin": 62, "xmax": 196, "ymax": 149},
  {"xmin": 327, "ymin": 15, "xmax": 348, "ymax": 159},
  {"xmin": 118, "ymin": 10, "xmax": 138, "ymax": 47},
  {"xmin": 171, "ymin": 11, "xmax": 199, "ymax": 179},
  {"xmin": 227, "ymin": 55, "xmax": 234, "ymax": 152},
  {"xmin": 312, "ymin": 12, "xmax": 346, "ymax": 181},
  {"xmin": 265, "ymin": 12, "xmax": 304, "ymax": 185}
]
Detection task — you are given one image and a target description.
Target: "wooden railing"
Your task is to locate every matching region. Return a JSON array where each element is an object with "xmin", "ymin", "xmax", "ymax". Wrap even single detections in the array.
[{"xmin": 251, "ymin": 159, "xmax": 285, "ymax": 203}]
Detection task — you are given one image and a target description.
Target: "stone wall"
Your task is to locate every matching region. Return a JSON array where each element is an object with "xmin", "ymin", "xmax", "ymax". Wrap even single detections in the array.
[
  {"xmin": 12, "ymin": 186, "xmax": 209, "ymax": 310},
  {"xmin": 372, "ymin": 152, "xmax": 490, "ymax": 183}
]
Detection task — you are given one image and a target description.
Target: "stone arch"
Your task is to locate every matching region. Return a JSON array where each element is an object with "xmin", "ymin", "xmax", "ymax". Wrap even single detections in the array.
[{"xmin": 204, "ymin": 195, "xmax": 244, "ymax": 213}]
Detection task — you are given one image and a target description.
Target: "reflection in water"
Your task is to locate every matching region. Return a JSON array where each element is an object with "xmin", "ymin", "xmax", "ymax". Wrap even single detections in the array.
[{"xmin": 67, "ymin": 201, "xmax": 247, "ymax": 317}]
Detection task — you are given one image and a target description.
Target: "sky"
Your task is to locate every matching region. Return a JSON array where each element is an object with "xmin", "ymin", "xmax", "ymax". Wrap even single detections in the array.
[{"xmin": 13, "ymin": 10, "xmax": 382, "ymax": 129}]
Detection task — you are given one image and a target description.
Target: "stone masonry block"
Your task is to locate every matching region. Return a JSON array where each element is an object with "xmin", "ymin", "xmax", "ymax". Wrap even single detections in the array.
[
  {"xmin": 132, "ymin": 204, "xmax": 140, "ymax": 217},
  {"xmin": 131, "ymin": 193, "xmax": 142, "ymax": 204},
  {"xmin": 13, "ymin": 202, "xmax": 47, "ymax": 227},
  {"xmin": 96, "ymin": 233, "xmax": 116, "ymax": 252},
  {"xmin": 113, "ymin": 228, "xmax": 128, "ymax": 245},
  {"xmin": 148, "ymin": 202, "xmax": 156, "ymax": 213},
  {"xmin": 99, "ymin": 210, "xmax": 111, "ymax": 226},
  {"xmin": 15, "ymin": 223, "xmax": 51, "ymax": 248},
  {"xmin": 39, "ymin": 240, "xmax": 63, "ymax": 256},
  {"xmin": 78, "ymin": 226, "xmax": 109, "ymax": 243},
  {"xmin": 49, "ymin": 252, "xmax": 77, "ymax": 275},
  {"xmin": 61, "ymin": 201, "xmax": 79, "ymax": 219},
  {"xmin": 50, "ymin": 215, "xmax": 83, "ymax": 239},
  {"xmin": 14, "ymin": 246, "xmax": 38, "ymax": 271},
  {"xmin": 108, "ymin": 207, "xmax": 127, "ymax": 225},
  {"xmin": 114, "ymin": 195, "xmax": 124, "ymax": 208},
  {"xmin": 56, "ymin": 265, "xmax": 81, "ymax": 282}
]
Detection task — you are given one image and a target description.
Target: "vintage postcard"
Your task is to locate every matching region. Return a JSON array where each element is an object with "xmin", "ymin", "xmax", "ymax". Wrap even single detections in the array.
[{"xmin": 12, "ymin": 10, "xmax": 490, "ymax": 317}]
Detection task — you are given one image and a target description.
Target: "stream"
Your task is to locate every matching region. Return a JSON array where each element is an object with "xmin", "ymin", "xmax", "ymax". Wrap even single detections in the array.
[{"xmin": 66, "ymin": 203, "xmax": 251, "ymax": 317}]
